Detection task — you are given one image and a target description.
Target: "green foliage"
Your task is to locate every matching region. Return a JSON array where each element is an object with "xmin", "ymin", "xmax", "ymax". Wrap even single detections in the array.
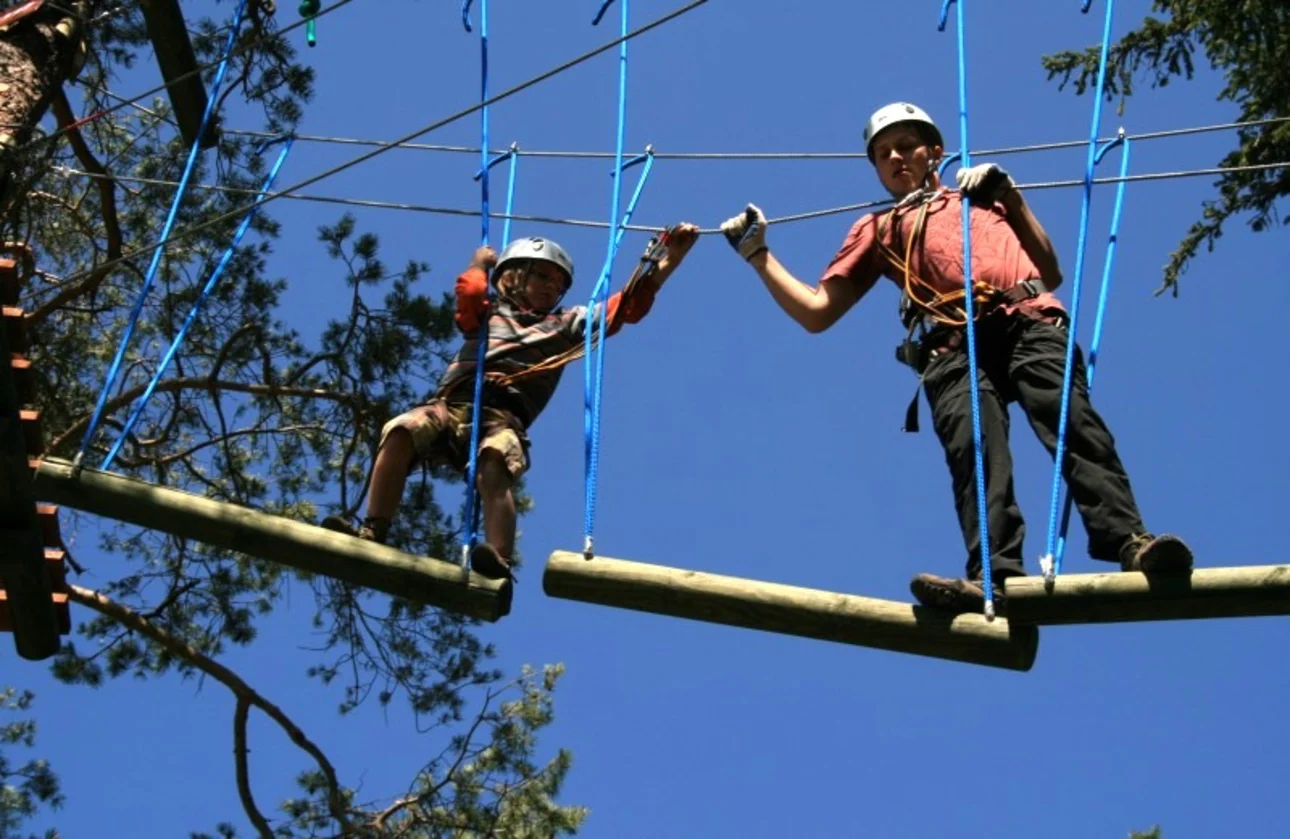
[
  {"xmin": 1, "ymin": 3, "xmax": 578, "ymax": 835},
  {"xmin": 1130, "ymin": 828, "xmax": 1163, "ymax": 839},
  {"xmin": 0, "ymin": 689, "xmax": 61, "ymax": 839},
  {"xmin": 1044, "ymin": 0, "xmax": 1290, "ymax": 294}
]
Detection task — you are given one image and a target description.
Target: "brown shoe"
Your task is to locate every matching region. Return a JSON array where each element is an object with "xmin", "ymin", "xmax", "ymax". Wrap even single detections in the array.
[
  {"xmin": 470, "ymin": 542, "xmax": 514, "ymax": 581},
  {"xmin": 1119, "ymin": 533, "xmax": 1193, "ymax": 573},
  {"xmin": 320, "ymin": 515, "xmax": 388, "ymax": 545},
  {"xmin": 910, "ymin": 572, "xmax": 1007, "ymax": 616}
]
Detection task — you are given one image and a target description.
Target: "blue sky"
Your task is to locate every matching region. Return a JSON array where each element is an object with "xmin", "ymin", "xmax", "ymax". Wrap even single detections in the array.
[{"xmin": 11, "ymin": 0, "xmax": 1290, "ymax": 836}]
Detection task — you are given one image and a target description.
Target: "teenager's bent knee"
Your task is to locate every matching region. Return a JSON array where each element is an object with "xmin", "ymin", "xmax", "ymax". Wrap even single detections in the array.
[{"xmin": 475, "ymin": 451, "xmax": 513, "ymax": 494}]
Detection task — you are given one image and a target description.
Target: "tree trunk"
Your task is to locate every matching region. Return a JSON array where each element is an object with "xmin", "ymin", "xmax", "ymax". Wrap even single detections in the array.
[{"xmin": 0, "ymin": 2, "xmax": 87, "ymax": 184}]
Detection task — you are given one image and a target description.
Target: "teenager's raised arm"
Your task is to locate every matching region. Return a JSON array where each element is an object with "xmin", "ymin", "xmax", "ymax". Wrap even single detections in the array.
[{"xmin": 722, "ymin": 204, "xmax": 872, "ymax": 333}]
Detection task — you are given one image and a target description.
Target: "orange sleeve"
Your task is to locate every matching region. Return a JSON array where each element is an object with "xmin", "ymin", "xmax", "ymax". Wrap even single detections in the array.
[
  {"xmin": 603, "ymin": 282, "xmax": 658, "ymax": 337},
  {"xmin": 453, "ymin": 267, "xmax": 489, "ymax": 333}
]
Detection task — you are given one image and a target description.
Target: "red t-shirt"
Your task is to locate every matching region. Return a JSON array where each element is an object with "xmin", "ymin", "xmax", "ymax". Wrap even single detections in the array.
[{"xmin": 820, "ymin": 189, "xmax": 1065, "ymax": 320}]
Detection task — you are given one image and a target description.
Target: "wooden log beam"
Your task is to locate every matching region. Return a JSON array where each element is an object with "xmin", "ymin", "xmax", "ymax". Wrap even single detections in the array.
[
  {"xmin": 139, "ymin": 0, "xmax": 217, "ymax": 149},
  {"xmin": 543, "ymin": 552, "xmax": 1038, "ymax": 672},
  {"xmin": 33, "ymin": 458, "xmax": 512, "ymax": 622},
  {"xmin": 1005, "ymin": 566, "xmax": 1290, "ymax": 626}
]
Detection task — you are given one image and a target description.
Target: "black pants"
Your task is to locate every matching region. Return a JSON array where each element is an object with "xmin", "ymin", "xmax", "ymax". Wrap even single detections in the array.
[{"xmin": 921, "ymin": 314, "xmax": 1145, "ymax": 581}]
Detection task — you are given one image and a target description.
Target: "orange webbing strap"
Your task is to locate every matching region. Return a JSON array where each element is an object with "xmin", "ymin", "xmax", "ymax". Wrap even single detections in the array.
[{"xmin": 876, "ymin": 197, "xmax": 997, "ymax": 328}]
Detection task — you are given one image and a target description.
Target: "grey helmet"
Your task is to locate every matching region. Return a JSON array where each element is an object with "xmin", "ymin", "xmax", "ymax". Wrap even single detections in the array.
[
  {"xmin": 491, "ymin": 236, "xmax": 574, "ymax": 290},
  {"xmin": 863, "ymin": 102, "xmax": 944, "ymax": 164}
]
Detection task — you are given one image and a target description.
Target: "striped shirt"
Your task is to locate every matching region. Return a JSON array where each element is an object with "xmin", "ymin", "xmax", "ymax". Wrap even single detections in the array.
[{"xmin": 436, "ymin": 267, "xmax": 656, "ymax": 427}]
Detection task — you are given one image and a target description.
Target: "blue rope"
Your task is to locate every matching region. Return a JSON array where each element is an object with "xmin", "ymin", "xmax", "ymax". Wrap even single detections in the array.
[
  {"xmin": 1041, "ymin": 0, "xmax": 1117, "ymax": 581},
  {"xmin": 478, "ymin": 0, "xmax": 491, "ymax": 246},
  {"xmin": 473, "ymin": 143, "xmax": 520, "ymax": 247},
  {"xmin": 592, "ymin": 0, "xmax": 618, "ymax": 26},
  {"xmin": 101, "ymin": 137, "xmax": 294, "ymax": 471},
  {"xmin": 462, "ymin": 0, "xmax": 492, "ymax": 564},
  {"xmin": 75, "ymin": 0, "xmax": 250, "ymax": 467},
  {"xmin": 583, "ymin": 0, "xmax": 631, "ymax": 557},
  {"xmin": 503, "ymin": 143, "xmax": 519, "ymax": 247},
  {"xmin": 1054, "ymin": 133, "xmax": 1130, "ymax": 569},
  {"xmin": 939, "ymin": 0, "xmax": 995, "ymax": 617}
]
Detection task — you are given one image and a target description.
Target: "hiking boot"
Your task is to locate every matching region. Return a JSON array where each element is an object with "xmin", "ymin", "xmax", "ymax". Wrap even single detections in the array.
[
  {"xmin": 320, "ymin": 515, "xmax": 389, "ymax": 545},
  {"xmin": 910, "ymin": 572, "xmax": 1008, "ymax": 617},
  {"xmin": 1119, "ymin": 533, "xmax": 1193, "ymax": 573},
  {"xmin": 469, "ymin": 542, "xmax": 514, "ymax": 581}
]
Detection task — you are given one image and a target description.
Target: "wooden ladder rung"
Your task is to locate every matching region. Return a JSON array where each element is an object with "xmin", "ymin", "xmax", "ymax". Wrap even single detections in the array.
[
  {"xmin": 43, "ymin": 548, "xmax": 66, "ymax": 588},
  {"xmin": 2, "ymin": 307, "xmax": 26, "ymax": 354},
  {"xmin": 10, "ymin": 354, "xmax": 34, "ymax": 405},
  {"xmin": 0, "ymin": 259, "xmax": 16, "ymax": 306},
  {"xmin": 0, "ymin": 590, "xmax": 70, "ymax": 635},
  {"xmin": 20, "ymin": 409, "xmax": 42, "ymax": 457},
  {"xmin": 36, "ymin": 504, "xmax": 60, "ymax": 547}
]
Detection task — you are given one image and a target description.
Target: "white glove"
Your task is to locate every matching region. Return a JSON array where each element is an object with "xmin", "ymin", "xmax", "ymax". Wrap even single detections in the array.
[
  {"xmin": 720, "ymin": 204, "xmax": 769, "ymax": 261},
  {"xmin": 956, "ymin": 163, "xmax": 1015, "ymax": 204}
]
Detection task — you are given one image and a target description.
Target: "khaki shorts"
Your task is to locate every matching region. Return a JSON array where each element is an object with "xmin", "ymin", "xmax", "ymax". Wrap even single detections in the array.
[{"xmin": 380, "ymin": 399, "xmax": 529, "ymax": 478}]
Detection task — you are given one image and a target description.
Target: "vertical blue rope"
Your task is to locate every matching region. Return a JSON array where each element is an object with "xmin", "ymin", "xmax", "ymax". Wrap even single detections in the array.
[
  {"xmin": 583, "ymin": 0, "xmax": 630, "ymax": 557},
  {"xmin": 76, "ymin": 0, "xmax": 250, "ymax": 466},
  {"xmin": 939, "ymin": 0, "xmax": 995, "ymax": 617},
  {"xmin": 1042, "ymin": 0, "xmax": 1117, "ymax": 580},
  {"xmin": 1055, "ymin": 134, "xmax": 1130, "ymax": 568},
  {"xmin": 502, "ymin": 144, "xmax": 519, "ymax": 247},
  {"xmin": 462, "ymin": 0, "xmax": 491, "ymax": 565},
  {"xmin": 478, "ymin": 0, "xmax": 491, "ymax": 246},
  {"xmin": 101, "ymin": 138, "xmax": 294, "ymax": 471}
]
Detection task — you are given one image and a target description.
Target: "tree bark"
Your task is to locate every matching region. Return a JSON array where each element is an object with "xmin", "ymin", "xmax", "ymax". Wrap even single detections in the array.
[{"xmin": 0, "ymin": 2, "xmax": 88, "ymax": 183}]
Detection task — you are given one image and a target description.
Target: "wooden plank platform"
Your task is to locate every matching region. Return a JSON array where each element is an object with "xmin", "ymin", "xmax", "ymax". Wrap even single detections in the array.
[
  {"xmin": 544, "ymin": 551, "xmax": 1038, "ymax": 672},
  {"xmin": 33, "ymin": 458, "xmax": 513, "ymax": 622},
  {"xmin": 1005, "ymin": 566, "xmax": 1290, "ymax": 626}
]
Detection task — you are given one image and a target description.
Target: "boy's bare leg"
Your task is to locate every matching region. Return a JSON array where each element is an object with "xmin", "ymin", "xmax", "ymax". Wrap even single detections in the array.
[
  {"xmin": 476, "ymin": 450, "xmax": 516, "ymax": 560},
  {"xmin": 367, "ymin": 427, "xmax": 415, "ymax": 521}
]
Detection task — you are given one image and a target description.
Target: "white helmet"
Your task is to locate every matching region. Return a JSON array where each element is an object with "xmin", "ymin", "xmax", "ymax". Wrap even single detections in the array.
[
  {"xmin": 863, "ymin": 102, "xmax": 944, "ymax": 164},
  {"xmin": 491, "ymin": 236, "xmax": 574, "ymax": 290}
]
